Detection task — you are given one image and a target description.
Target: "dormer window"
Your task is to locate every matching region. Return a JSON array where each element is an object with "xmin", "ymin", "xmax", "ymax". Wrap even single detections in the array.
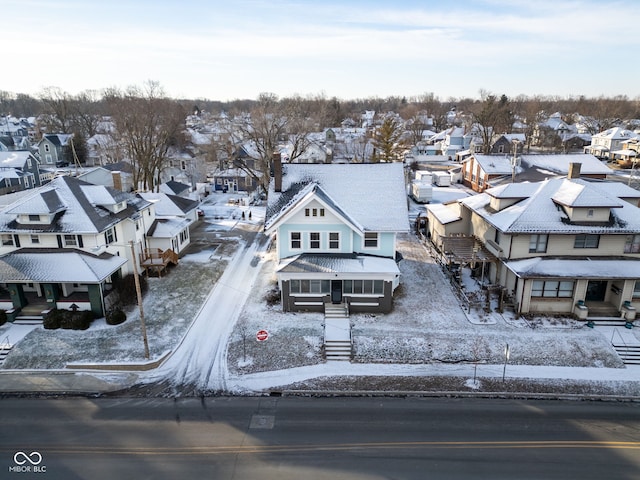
[{"xmin": 28, "ymin": 214, "xmax": 40, "ymax": 222}]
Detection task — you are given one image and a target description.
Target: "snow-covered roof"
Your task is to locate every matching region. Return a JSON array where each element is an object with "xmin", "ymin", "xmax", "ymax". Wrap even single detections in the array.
[
  {"xmin": 506, "ymin": 257, "xmax": 640, "ymax": 279},
  {"xmin": 426, "ymin": 203, "xmax": 461, "ymax": 225},
  {"xmin": 139, "ymin": 192, "xmax": 198, "ymax": 217},
  {"xmin": 461, "ymin": 177, "xmax": 640, "ymax": 234},
  {"xmin": 0, "ymin": 151, "xmax": 34, "ymax": 169},
  {"xmin": 147, "ymin": 217, "xmax": 191, "ymax": 238},
  {"xmin": 467, "ymin": 155, "xmax": 517, "ymax": 175},
  {"xmin": 521, "ymin": 154, "xmax": 612, "ymax": 175},
  {"xmin": 0, "ymin": 176, "xmax": 151, "ymax": 234},
  {"xmin": 265, "ymin": 163, "xmax": 409, "ymax": 233},
  {"xmin": 277, "ymin": 253, "xmax": 400, "ymax": 275},
  {"xmin": 0, "ymin": 250, "xmax": 127, "ymax": 283}
]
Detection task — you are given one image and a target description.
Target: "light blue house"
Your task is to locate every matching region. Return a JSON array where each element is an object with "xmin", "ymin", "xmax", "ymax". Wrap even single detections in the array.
[{"xmin": 265, "ymin": 160, "xmax": 409, "ymax": 313}]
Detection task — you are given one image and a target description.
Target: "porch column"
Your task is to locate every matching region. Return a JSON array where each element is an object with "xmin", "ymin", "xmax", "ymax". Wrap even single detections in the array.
[
  {"xmin": 8, "ymin": 283, "xmax": 27, "ymax": 309},
  {"xmin": 42, "ymin": 283, "xmax": 60, "ymax": 307},
  {"xmin": 87, "ymin": 284, "xmax": 104, "ymax": 317}
]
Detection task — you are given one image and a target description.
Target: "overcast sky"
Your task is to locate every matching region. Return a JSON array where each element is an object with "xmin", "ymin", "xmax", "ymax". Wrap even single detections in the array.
[{"xmin": 4, "ymin": 0, "xmax": 639, "ymax": 101}]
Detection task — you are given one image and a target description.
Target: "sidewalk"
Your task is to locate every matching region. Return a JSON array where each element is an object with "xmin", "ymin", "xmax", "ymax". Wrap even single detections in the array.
[{"xmin": 1, "ymin": 362, "xmax": 638, "ymax": 397}]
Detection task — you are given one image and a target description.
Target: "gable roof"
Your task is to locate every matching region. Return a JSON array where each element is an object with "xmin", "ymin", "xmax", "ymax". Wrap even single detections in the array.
[
  {"xmin": 160, "ymin": 180, "xmax": 190, "ymax": 196},
  {"xmin": 139, "ymin": 191, "xmax": 198, "ymax": 216},
  {"xmin": 265, "ymin": 163, "xmax": 409, "ymax": 233},
  {"xmin": 0, "ymin": 151, "xmax": 36, "ymax": 169},
  {"xmin": 462, "ymin": 177, "xmax": 640, "ymax": 234},
  {"xmin": 0, "ymin": 176, "xmax": 151, "ymax": 234}
]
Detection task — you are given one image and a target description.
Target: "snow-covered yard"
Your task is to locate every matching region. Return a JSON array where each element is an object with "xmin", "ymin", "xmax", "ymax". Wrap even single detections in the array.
[
  {"xmin": 226, "ymin": 234, "xmax": 628, "ymax": 376},
  {"xmin": 1, "ymin": 190, "xmax": 638, "ymax": 396}
]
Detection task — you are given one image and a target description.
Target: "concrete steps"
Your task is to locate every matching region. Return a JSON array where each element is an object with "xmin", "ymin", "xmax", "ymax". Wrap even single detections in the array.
[
  {"xmin": 325, "ymin": 340, "xmax": 352, "ymax": 361},
  {"xmin": 14, "ymin": 317, "xmax": 44, "ymax": 325},
  {"xmin": 324, "ymin": 303, "xmax": 352, "ymax": 362},
  {"xmin": 0, "ymin": 343, "xmax": 12, "ymax": 366},
  {"xmin": 612, "ymin": 344, "xmax": 640, "ymax": 365}
]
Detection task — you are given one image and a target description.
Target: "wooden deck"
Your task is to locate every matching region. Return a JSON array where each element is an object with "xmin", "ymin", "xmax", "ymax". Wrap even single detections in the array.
[{"xmin": 139, "ymin": 248, "xmax": 179, "ymax": 277}]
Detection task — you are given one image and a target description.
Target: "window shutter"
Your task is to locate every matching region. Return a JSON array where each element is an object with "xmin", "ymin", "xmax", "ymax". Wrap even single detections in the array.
[
  {"xmin": 78, "ymin": 235, "xmax": 84, "ymax": 248},
  {"xmin": 13, "ymin": 235, "xmax": 20, "ymax": 248},
  {"xmin": 57, "ymin": 235, "xmax": 63, "ymax": 248}
]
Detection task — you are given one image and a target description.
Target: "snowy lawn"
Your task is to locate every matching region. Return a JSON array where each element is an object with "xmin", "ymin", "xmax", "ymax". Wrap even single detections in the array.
[
  {"xmin": 1, "ymin": 242, "xmax": 233, "ymax": 369},
  {"xmin": 226, "ymin": 234, "xmax": 630, "ymax": 376}
]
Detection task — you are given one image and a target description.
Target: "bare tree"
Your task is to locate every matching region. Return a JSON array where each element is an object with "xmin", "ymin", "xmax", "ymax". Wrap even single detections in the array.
[
  {"xmin": 470, "ymin": 93, "xmax": 513, "ymax": 154},
  {"xmin": 106, "ymin": 81, "xmax": 185, "ymax": 191},
  {"xmin": 39, "ymin": 86, "xmax": 75, "ymax": 133},
  {"xmin": 231, "ymin": 93, "xmax": 314, "ymax": 191}
]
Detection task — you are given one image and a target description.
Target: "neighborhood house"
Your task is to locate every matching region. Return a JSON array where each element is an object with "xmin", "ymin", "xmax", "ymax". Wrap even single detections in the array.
[
  {"xmin": 426, "ymin": 163, "xmax": 640, "ymax": 319},
  {"xmin": 265, "ymin": 158, "xmax": 409, "ymax": 313}
]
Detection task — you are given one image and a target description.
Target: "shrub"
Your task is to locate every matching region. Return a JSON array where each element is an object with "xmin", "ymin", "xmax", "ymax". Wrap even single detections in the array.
[
  {"xmin": 43, "ymin": 309, "xmax": 63, "ymax": 329},
  {"xmin": 106, "ymin": 308, "xmax": 127, "ymax": 326},
  {"xmin": 264, "ymin": 287, "xmax": 281, "ymax": 306}
]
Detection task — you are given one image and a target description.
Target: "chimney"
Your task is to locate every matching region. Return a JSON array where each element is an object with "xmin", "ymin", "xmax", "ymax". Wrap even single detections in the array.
[
  {"xmin": 112, "ymin": 171, "xmax": 123, "ymax": 191},
  {"xmin": 568, "ymin": 162, "xmax": 581, "ymax": 179},
  {"xmin": 273, "ymin": 152, "xmax": 282, "ymax": 192}
]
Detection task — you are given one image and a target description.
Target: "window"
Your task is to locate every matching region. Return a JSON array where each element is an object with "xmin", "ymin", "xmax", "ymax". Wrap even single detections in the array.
[
  {"xmin": 574, "ymin": 234, "xmax": 599, "ymax": 249},
  {"xmin": 319, "ymin": 208, "xmax": 325, "ymax": 217},
  {"xmin": 44, "ymin": 144, "xmax": 50, "ymax": 153},
  {"xmin": 105, "ymin": 228, "xmax": 116, "ymax": 244},
  {"xmin": 634, "ymin": 281, "xmax": 640, "ymax": 298},
  {"xmin": 624, "ymin": 234, "xmax": 640, "ymax": 253},
  {"xmin": 304, "ymin": 208, "xmax": 310, "ymax": 217},
  {"xmin": 30, "ymin": 235, "xmax": 39, "ymax": 244},
  {"xmin": 28, "ymin": 214, "xmax": 39, "ymax": 222},
  {"xmin": 1, "ymin": 234, "xmax": 13, "ymax": 246},
  {"xmin": 310, "ymin": 232, "xmax": 320, "ymax": 249},
  {"xmin": 529, "ymin": 234, "xmax": 548, "ymax": 253},
  {"xmin": 587, "ymin": 209, "xmax": 594, "ymax": 218},
  {"xmin": 531, "ymin": 280, "xmax": 574, "ymax": 298},
  {"xmin": 312, "ymin": 208, "xmax": 318, "ymax": 217},
  {"xmin": 364, "ymin": 232, "xmax": 378, "ymax": 248},
  {"xmin": 63, "ymin": 234, "xmax": 77, "ymax": 247},
  {"xmin": 290, "ymin": 232, "xmax": 301, "ymax": 249},
  {"xmin": 329, "ymin": 232, "xmax": 339, "ymax": 249},
  {"xmin": 343, "ymin": 279, "xmax": 384, "ymax": 295},
  {"xmin": 289, "ymin": 279, "xmax": 330, "ymax": 294}
]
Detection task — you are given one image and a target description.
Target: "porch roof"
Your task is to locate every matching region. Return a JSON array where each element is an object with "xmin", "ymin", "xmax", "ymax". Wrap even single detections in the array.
[
  {"xmin": 0, "ymin": 249, "xmax": 127, "ymax": 283},
  {"xmin": 277, "ymin": 253, "xmax": 400, "ymax": 275},
  {"xmin": 505, "ymin": 257, "xmax": 640, "ymax": 279}
]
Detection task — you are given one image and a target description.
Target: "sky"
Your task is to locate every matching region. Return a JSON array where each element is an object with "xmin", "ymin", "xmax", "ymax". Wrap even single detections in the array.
[{"xmin": 4, "ymin": 0, "xmax": 640, "ymax": 102}]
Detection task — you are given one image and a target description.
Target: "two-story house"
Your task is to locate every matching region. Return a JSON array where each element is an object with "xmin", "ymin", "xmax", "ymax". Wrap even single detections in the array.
[
  {"xmin": 0, "ymin": 151, "xmax": 42, "ymax": 193},
  {"xmin": 426, "ymin": 163, "xmax": 640, "ymax": 318},
  {"xmin": 264, "ymin": 158, "xmax": 409, "ymax": 313},
  {"xmin": 0, "ymin": 176, "xmax": 155, "ymax": 317},
  {"xmin": 37, "ymin": 133, "xmax": 74, "ymax": 168},
  {"xmin": 585, "ymin": 127, "xmax": 640, "ymax": 160}
]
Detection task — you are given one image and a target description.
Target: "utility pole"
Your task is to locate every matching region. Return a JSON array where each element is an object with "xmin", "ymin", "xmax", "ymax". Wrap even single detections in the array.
[{"xmin": 130, "ymin": 241, "xmax": 150, "ymax": 359}]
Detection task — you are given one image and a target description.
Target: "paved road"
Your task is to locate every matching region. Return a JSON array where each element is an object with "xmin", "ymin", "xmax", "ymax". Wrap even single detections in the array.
[{"xmin": 1, "ymin": 396, "xmax": 638, "ymax": 479}]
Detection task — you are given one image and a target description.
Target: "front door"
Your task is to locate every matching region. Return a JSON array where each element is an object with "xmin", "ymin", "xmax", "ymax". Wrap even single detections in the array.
[
  {"xmin": 331, "ymin": 280, "xmax": 342, "ymax": 304},
  {"xmin": 586, "ymin": 280, "xmax": 608, "ymax": 302}
]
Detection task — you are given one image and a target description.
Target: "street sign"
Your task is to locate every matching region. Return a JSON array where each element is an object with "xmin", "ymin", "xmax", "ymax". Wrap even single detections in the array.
[{"xmin": 256, "ymin": 329, "xmax": 269, "ymax": 342}]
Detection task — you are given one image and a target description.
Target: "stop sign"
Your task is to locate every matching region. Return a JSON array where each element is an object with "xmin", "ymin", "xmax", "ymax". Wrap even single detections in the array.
[{"xmin": 256, "ymin": 329, "xmax": 269, "ymax": 342}]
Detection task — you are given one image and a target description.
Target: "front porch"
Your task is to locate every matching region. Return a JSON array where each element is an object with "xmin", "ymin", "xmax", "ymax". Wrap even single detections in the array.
[{"xmin": 0, "ymin": 288, "xmax": 105, "ymax": 320}]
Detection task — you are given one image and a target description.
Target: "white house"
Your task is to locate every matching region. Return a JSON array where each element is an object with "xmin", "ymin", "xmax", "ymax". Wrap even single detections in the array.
[
  {"xmin": 0, "ymin": 176, "xmax": 156, "ymax": 317},
  {"xmin": 138, "ymin": 192, "xmax": 199, "ymax": 255},
  {"xmin": 265, "ymin": 159, "xmax": 409, "ymax": 313}
]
